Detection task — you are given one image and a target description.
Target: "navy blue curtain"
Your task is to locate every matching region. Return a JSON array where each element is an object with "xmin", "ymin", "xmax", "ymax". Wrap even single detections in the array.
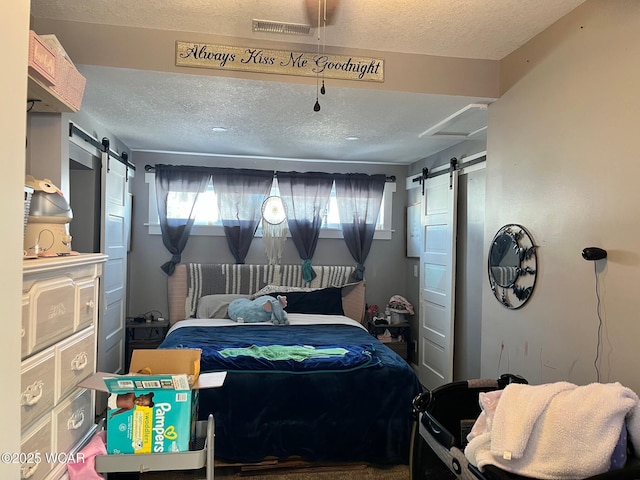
[
  {"xmin": 155, "ymin": 164, "xmax": 210, "ymax": 275},
  {"xmin": 277, "ymin": 171, "xmax": 334, "ymax": 282},
  {"xmin": 213, "ymin": 168, "xmax": 274, "ymax": 264},
  {"xmin": 334, "ymin": 174, "xmax": 386, "ymax": 281}
]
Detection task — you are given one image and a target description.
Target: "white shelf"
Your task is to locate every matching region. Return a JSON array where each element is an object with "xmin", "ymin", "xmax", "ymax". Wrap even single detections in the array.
[{"xmin": 27, "ymin": 74, "xmax": 78, "ymax": 113}]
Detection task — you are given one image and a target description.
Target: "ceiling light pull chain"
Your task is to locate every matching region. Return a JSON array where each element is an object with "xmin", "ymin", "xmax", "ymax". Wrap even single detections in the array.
[
  {"xmin": 320, "ymin": 0, "xmax": 326, "ymax": 95},
  {"xmin": 313, "ymin": 0, "xmax": 322, "ymax": 112}
]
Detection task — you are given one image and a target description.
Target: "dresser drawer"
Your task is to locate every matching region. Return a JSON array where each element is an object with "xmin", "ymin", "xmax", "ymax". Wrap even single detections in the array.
[
  {"xmin": 22, "ymin": 297, "xmax": 31, "ymax": 359},
  {"xmin": 28, "ymin": 278, "xmax": 76, "ymax": 354},
  {"xmin": 21, "ymin": 416, "xmax": 53, "ymax": 480},
  {"xmin": 76, "ymin": 280, "xmax": 97, "ymax": 331},
  {"xmin": 54, "ymin": 388, "xmax": 94, "ymax": 454},
  {"xmin": 57, "ymin": 328, "xmax": 95, "ymax": 402},
  {"xmin": 21, "ymin": 349, "xmax": 56, "ymax": 432}
]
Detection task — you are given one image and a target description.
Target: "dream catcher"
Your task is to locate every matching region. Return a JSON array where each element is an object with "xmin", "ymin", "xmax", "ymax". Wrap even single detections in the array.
[{"xmin": 261, "ymin": 195, "xmax": 288, "ymax": 265}]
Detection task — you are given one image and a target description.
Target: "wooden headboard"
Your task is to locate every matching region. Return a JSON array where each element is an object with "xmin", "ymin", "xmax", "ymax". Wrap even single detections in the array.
[{"xmin": 168, "ymin": 263, "xmax": 365, "ymax": 325}]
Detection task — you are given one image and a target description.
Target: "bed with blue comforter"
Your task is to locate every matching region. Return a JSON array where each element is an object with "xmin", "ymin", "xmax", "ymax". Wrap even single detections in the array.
[{"xmin": 159, "ymin": 314, "xmax": 421, "ymax": 465}]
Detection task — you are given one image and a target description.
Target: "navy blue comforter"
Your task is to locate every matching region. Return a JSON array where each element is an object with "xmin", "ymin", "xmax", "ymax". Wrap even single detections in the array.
[{"xmin": 159, "ymin": 320, "xmax": 422, "ymax": 464}]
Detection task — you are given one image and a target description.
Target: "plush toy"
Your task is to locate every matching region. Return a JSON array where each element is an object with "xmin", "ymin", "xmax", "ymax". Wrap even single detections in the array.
[{"xmin": 228, "ymin": 295, "xmax": 289, "ymax": 325}]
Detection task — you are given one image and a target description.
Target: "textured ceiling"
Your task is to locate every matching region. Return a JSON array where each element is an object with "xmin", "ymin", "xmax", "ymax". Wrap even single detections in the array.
[{"xmin": 30, "ymin": 0, "xmax": 587, "ymax": 164}]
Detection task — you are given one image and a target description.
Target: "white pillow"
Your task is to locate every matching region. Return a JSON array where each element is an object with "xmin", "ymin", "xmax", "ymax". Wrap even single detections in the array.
[{"xmin": 196, "ymin": 294, "xmax": 250, "ymax": 319}]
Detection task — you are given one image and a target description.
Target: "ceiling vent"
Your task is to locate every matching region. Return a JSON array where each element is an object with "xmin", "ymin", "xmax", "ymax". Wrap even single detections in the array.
[
  {"xmin": 419, "ymin": 103, "xmax": 489, "ymax": 139},
  {"xmin": 252, "ymin": 19, "xmax": 312, "ymax": 36}
]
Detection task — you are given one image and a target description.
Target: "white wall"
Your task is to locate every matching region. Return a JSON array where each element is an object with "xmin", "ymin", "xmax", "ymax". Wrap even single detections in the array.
[
  {"xmin": 1, "ymin": 2, "xmax": 30, "ymax": 478},
  {"xmin": 482, "ymin": 0, "xmax": 640, "ymax": 390}
]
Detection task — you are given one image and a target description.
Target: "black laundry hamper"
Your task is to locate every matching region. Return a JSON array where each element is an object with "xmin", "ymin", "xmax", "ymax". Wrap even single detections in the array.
[{"xmin": 409, "ymin": 374, "xmax": 640, "ymax": 480}]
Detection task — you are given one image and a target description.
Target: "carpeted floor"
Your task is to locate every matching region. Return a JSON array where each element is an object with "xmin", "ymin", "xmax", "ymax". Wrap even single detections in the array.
[{"xmin": 122, "ymin": 462, "xmax": 410, "ymax": 480}]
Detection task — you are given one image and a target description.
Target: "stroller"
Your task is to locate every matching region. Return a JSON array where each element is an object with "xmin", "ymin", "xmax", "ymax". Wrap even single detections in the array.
[{"xmin": 409, "ymin": 374, "xmax": 640, "ymax": 480}]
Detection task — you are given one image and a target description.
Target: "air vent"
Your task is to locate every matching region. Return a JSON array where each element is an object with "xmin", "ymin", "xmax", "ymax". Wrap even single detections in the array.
[
  {"xmin": 252, "ymin": 19, "xmax": 312, "ymax": 36},
  {"xmin": 419, "ymin": 104, "xmax": 489, "ymax": 139}
]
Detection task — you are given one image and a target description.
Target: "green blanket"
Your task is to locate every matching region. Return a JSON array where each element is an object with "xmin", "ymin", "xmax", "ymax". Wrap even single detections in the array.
[{"xmin": 219, "ymin": 345, "xmax": 348, "ymax": 362}]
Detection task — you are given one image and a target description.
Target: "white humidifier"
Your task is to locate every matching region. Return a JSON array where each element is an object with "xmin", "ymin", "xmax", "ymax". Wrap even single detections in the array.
[{"xmin": 23, "ymin": 177, "xmax": 73, "ymax": 257}]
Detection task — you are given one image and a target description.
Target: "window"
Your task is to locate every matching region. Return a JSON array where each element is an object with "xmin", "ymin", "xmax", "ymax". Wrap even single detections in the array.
[
  {"xmin": 166, "ymin": 185, "xmax": 219, "ymax": 225},
  {"xmin": 146, "ymin": 173, "xmax": 394, "ymax": 239}
]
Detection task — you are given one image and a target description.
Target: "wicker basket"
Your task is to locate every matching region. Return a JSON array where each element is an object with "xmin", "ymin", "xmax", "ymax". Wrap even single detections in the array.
[
  {"xmin": 28, "ymin": 30, "xmax": 57, "ymax": 86},
  {"xmin": 39, "ymin": 34, "xmax": 86, "ymax": 110}
]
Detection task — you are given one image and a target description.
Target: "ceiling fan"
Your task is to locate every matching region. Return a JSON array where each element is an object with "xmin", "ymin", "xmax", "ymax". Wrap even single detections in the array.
[{"xmin": 303, "ymin": 0, "xmax": 340, "ymax": 27}]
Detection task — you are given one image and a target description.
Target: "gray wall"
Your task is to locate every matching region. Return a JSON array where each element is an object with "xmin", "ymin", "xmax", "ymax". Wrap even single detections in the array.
[
  {"xmin": 482, "ymin": 0, "xmax": 640, "ymax": 391},
  {"xmin": 71, "ymin": 108, "xmax": 132, "ymax": 160},
  {"xmin": 126, "ymin": 151, "xmax": 409, "ymax": 320},
  {"xmin": 69, "ymin": 159, "xmax": 101, "ymax": 253},
  {"xmin": 455, "ymin": 168, "xmax": 485, "ymax": 380}
]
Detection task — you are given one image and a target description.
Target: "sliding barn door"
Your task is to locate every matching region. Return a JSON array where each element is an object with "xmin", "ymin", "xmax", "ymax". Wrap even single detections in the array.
[
  {"xmin": 417, "ymin": 170, "xmax": 458, "ymax": 390},
  {"xmin": 96, "ymin": 152, "xmax": 130, "ymax": 412}
]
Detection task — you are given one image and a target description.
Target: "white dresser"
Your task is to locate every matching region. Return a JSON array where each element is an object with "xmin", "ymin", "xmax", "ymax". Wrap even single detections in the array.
[{"xmin": 20, "ymin": 254, "xmax": 106, "ymax": 480}]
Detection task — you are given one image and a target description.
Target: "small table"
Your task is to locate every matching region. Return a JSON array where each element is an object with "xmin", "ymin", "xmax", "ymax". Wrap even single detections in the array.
[
  {"xmin": 367, "ymin": 319, "xmax": 411, "ymax": 362},
  {"xmin": 125, "ymin": 318, "xmax": 170, "ymax": 371}
]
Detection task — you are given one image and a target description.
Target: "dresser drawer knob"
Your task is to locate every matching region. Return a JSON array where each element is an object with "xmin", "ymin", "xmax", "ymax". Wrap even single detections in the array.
[
  {"xmin": 86, "ymin": 299, "xmax": 95, "ymax": 311},
  {"xmin": 71, "ymin": 352, "xmax": 88, "ymax": 371},
  {"xmin": 20, "ymin": 380, "xmax": 43, "ymax": 407},
  {"xmin": 21, "ymin": 461, "xmax": 39, "ymax": 479},
  {"xmin": 67, "ymin": 408, "xmax": 85, "ymax": 430}
]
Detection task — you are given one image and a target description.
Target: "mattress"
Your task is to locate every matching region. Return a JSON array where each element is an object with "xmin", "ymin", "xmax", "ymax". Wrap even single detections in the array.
[{"xmin": 159, "ymin": 314, "xmax": 422, "ymax": 464}]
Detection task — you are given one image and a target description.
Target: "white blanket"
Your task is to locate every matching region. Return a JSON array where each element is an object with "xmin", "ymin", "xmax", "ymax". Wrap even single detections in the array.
[{"xmin": 465, "ymin": 382, "xmax": 640, "ymax": 479}]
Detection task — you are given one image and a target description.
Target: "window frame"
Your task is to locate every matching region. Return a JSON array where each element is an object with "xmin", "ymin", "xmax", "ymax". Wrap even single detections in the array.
[{"xmin": 145, "ymin": 172, "xmax": 394, "ymax": 240}]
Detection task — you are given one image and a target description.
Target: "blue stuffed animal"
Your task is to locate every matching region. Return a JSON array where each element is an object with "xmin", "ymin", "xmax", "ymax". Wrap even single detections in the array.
[{"xmin": 228, "ymin": 295, "xmax": 289, "ymax": 325}]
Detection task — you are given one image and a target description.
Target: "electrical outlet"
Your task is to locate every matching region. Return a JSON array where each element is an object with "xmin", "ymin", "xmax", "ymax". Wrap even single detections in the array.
[{"xmin": 413, "ymin": 265, "xmax": 418, "ymax": 277}]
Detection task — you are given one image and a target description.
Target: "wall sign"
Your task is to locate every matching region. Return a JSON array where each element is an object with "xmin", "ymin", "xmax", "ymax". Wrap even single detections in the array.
[{"xmin": 176, "ymin": 41, "xmax": 384, "ymax": 83}]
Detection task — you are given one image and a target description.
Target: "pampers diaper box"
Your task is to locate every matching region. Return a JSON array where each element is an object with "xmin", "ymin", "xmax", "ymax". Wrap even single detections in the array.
[
  {"xmin": 104, "ymin": 373, "xmax": 192, "ymax": 454},
  {"xmin": 78, "ymin": 349, "xmax": 226, "ymax": 455}
]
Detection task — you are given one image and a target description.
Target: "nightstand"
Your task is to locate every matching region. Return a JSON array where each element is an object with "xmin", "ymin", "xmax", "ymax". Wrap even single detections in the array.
[
  {"xmin": 367, "ymin": 319, "xmax": 411, "ymax": 362},
  {"xmin": 125, "ymin": 318, "xmax": 170, "ymax": 371}
]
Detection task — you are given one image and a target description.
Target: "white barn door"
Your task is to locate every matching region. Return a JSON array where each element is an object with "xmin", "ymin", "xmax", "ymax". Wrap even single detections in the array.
[
  {"xmin": 97, "ymin": 151, "xmax": 130, "ymax": 411},
  {"xmin": 417, "ymin": 169, "xmax": 458, "ymax": 390}
]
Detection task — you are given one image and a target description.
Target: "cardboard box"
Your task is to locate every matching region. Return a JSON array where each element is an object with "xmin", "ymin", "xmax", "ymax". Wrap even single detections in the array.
[{"xmin": 79, "ymin": 349, "xmax": 226, "ymax": 455}]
